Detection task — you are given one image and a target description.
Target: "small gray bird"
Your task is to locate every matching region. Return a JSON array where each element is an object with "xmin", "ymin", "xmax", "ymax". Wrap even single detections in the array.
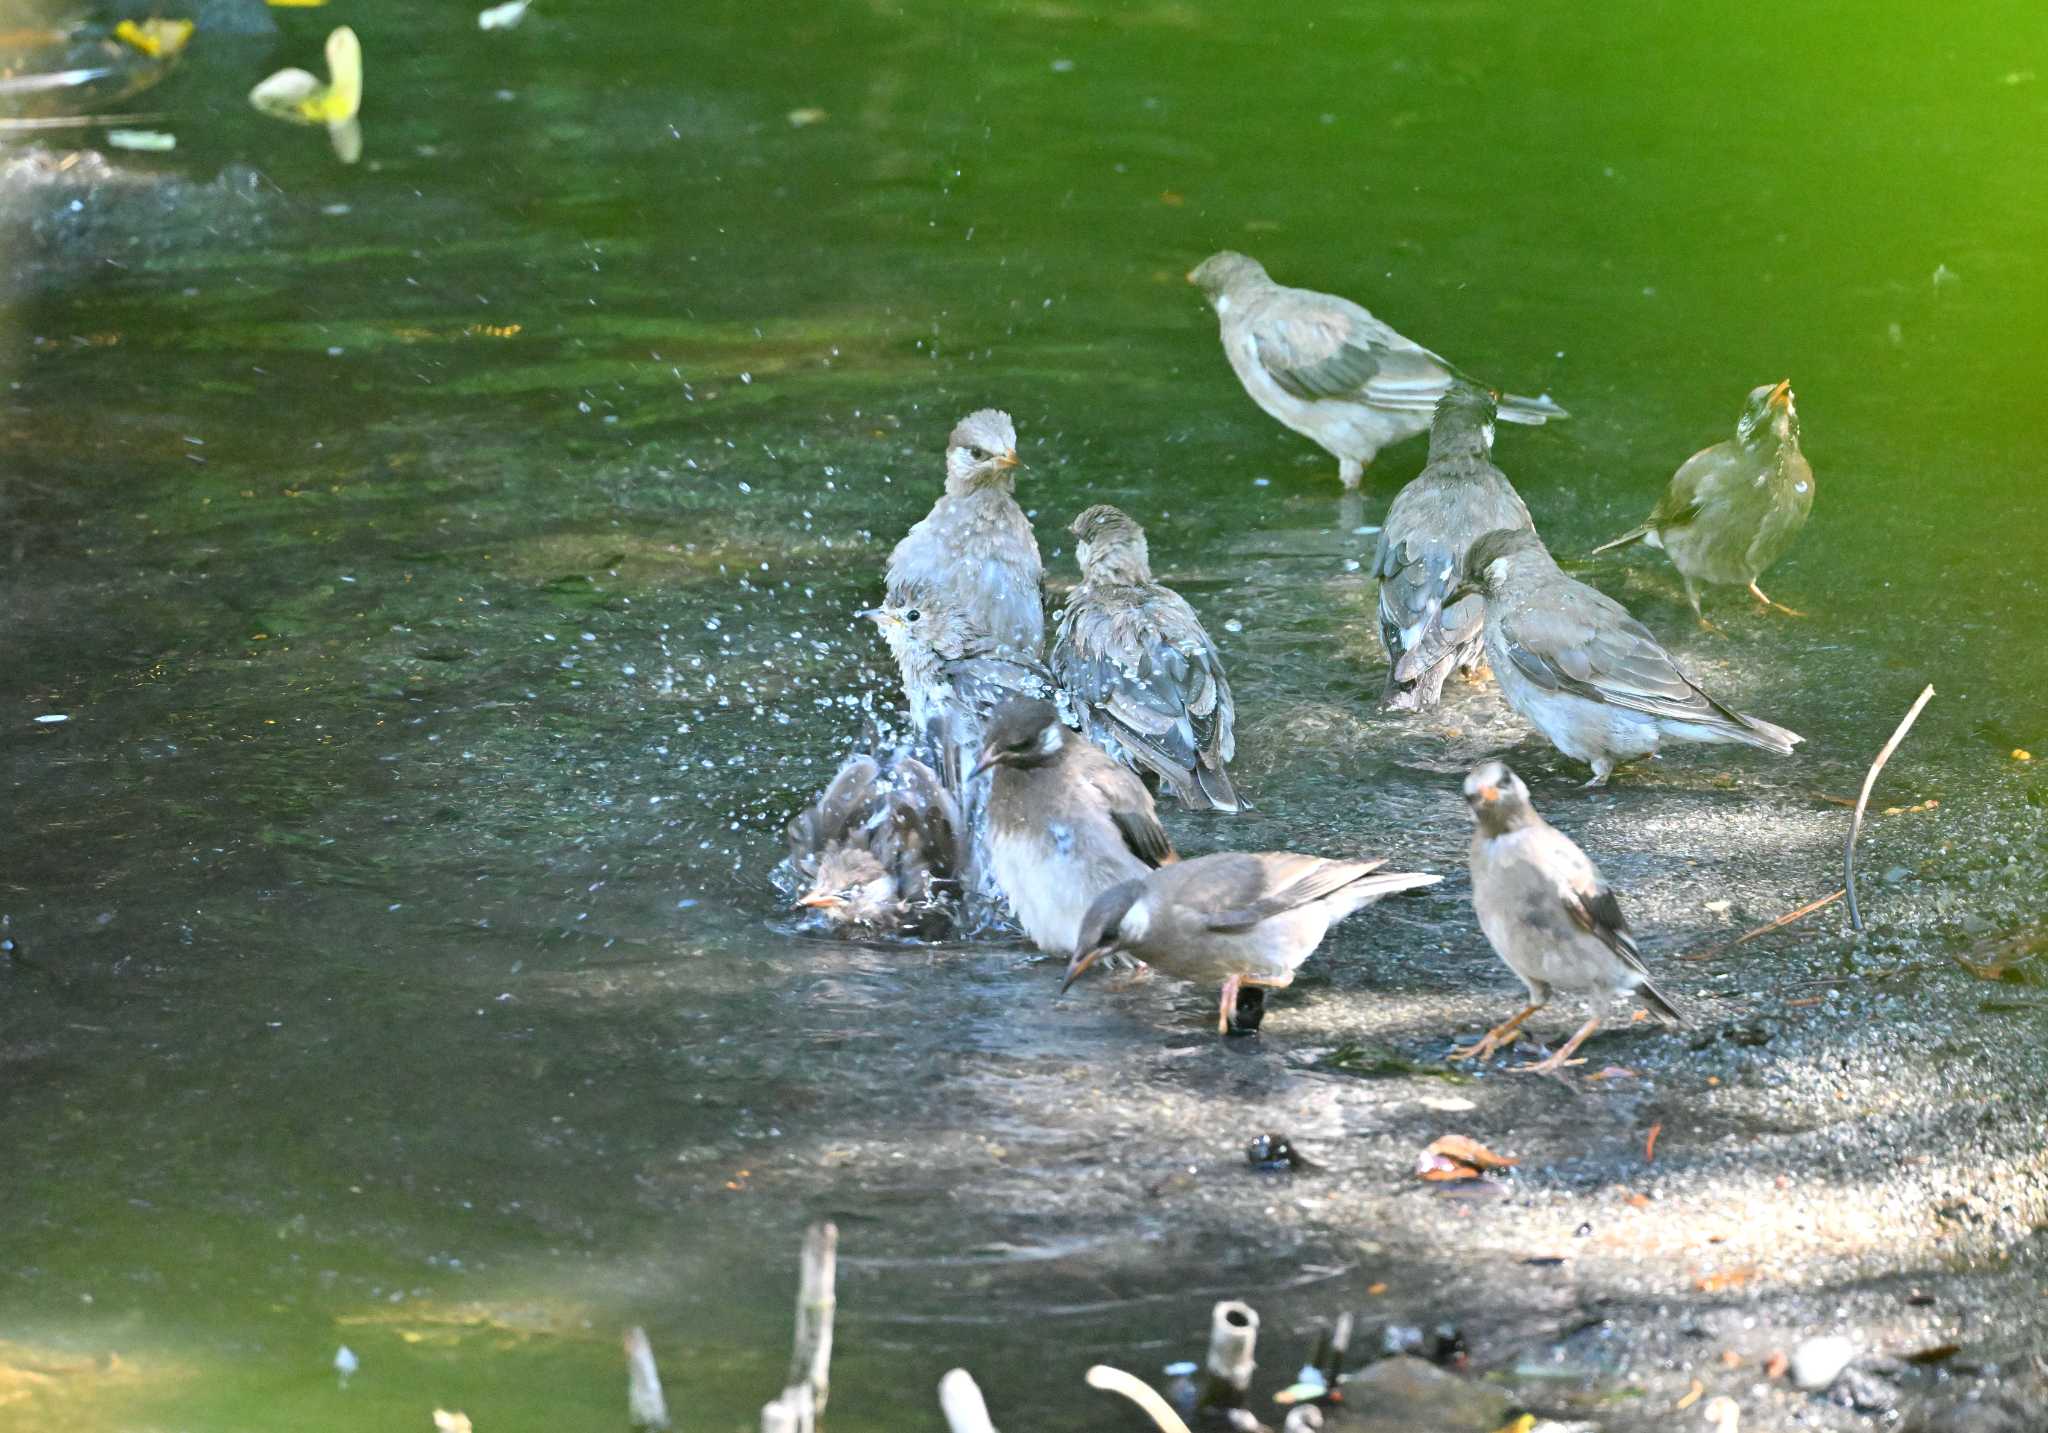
[
  {"xmin": 973, "ymin": 696, "xmax": 1176, "ymax": 957},
  {"xmin": 1456, "ymin": 760, "xmax": 1683, "ymax": 1074},
  {"xmin": 1591, "ymin": 381, "xmax": 1812, "ymax": 623},
  {"xmin": 885, "ymin": 409, "xmax": 1044, "ymax": 655},
  {"xmin": 1450, "ymin": 527, "xmax": 1802, "ymax": 785},
  {"xmin": 784, "ymin": 745, "xmax": 962, "ymax": 934},
  {"xmin": 1373, "ymin": 383, "xmax": 1535, "ymax": 710},
  {"xmin": 1187, "ymin": 251, "xmax": 1566, "ymax": 488},
  {"xmin": 1063, "ymin": 852, "xmax": 1441, "ymax": 1034},
  {"xmin": 1050, "ymin": 505, "xmax": 1241, "ymax": 812}
]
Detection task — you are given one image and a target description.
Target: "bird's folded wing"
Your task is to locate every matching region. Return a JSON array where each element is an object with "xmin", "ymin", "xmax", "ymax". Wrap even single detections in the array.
[
  {"xmin": 1500, "ymin": 593, "xmax": 1748, "ymax": 729},
  {"xmin": 1086, "ymin": 759, "xmax": 1176, "ymax": 868},
  {"xmin": 1055, "ymin": 605, "xmax": 1216, "ymax": 771},
  {"xmin": 1250, "ymin": 298, "xmax": 1454, "ymax": 408},
  {"xmin": 1649, "ymin": 446, "xmax": 1732, "ymax": 531},
  {"xmin": 1539, "ymin": 834, "xmax": 1650, "ymax": 972},
  {"xmin": 1204, "ymin": 856, "xmax": 1385, "ymax": 933}
]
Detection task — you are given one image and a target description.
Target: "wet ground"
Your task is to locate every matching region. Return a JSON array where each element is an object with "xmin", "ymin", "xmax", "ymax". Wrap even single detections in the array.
[{"xmin": 3, "ymin": 1, "xmax": 2047, "ymax": 1430}]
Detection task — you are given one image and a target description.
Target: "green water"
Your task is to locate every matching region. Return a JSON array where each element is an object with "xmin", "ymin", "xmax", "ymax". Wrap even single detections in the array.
[{"xmin": 3, "ymin": 1, "xmax": 2046, "ymax": 1428}]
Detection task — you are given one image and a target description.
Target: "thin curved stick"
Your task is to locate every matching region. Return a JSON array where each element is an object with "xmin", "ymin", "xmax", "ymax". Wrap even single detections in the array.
[
  {"xmin": 1845, "ymin": 684, "xmax": 1934, "ymax": 931},
  {"xmin": 1084, "ymin": 1366, "xmax": 1193, "ymax": 1433}
]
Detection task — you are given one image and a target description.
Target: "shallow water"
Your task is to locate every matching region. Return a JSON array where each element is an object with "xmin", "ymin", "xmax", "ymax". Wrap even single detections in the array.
[{"xmin": 3, "ymin": 1, "xmax": 2046, "ymax": 1429}]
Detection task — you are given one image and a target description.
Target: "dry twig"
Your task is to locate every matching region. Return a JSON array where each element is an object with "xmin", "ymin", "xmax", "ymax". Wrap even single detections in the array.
[{"xmin": 1846, "ymin": 684, "xmax": 1935, "ymax": 931}]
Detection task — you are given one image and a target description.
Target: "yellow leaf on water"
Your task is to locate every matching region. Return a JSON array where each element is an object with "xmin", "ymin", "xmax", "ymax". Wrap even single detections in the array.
[
  {"xmin": 266, "ymin": 0, "xmax": 329, "ymax": 7},
  {"xmin": 1489, "ymin": 1417, "xmax": 1535, "ymax": 1433},
  {"xmin": 2014, "ymin": 749, "xmax": 2033, "ymax": 762},
  {"xmin": 114, "ymin": 18, "xmax": 194, "ymax": 58}
]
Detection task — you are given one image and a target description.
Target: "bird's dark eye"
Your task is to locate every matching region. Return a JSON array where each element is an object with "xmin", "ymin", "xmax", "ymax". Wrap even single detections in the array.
[
  {"xmin": 904, "ymin": 608, "xmax": 921, "ymax": 623},
  {"xmin": 967, "ymin": 446, "xmax": 988, "ymax": 462}
]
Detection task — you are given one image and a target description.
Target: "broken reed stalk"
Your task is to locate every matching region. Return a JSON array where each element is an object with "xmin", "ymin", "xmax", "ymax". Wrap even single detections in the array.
[
  {"xmin": 937, "ymin": 1368, "xmax": 998, "ymax": 1433},
  {"xmin": 623, "ymin": 1326, "xmax": 671, "ymax": 1430},
  {"xmin": 1845, "ymin": 684, "xmax": 1935, "ymax": 932},
  {"xmin": 1199, "ymin": 1300, "xmax": 1260, "ymax": 1410},
  {"xmin": 760, "ymin": 1221, "xmax": 837, "ymax": 1433},
  {"xmin": 1682, "ymin": 888, "xmax": 1846, "ymax": 962},
  {"xmin": 1084, "ymin": 1365, "xmax": 1194, "ymax": 1433},
  {"xmin": 0, "ymin": 111, "xmax": 169, "ymax": 131}
]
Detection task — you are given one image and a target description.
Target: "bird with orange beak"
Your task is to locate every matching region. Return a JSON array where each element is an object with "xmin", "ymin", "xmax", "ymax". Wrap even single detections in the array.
[
  {"xmin": 1457, "ymin": 760, "xmax": 1683, "ymax": 1075},
  {"xmin": 783, "ymin": 746, "xmax": 962, "ymax": 935},
  {"xmin": 884, "ymin": 409, "xmax": 1044, "ymax": 657},
  {"xmin": 1591, "ymin": 381, "xmax": 1812, "ymax": 623},
  {"xmin": 1063, "ymin": 851, "xmax": 1440, "ymax": 1035}
]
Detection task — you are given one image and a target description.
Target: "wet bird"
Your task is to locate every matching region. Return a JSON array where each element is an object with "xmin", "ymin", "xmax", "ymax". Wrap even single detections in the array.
[
  {"xmin": 885, "ymin": 408, "xmax": 1044, "ymax": 656},
  {"xmin": 1456, "ymin": 760, "xmax": 1683, "ymax": 1074},
  {"xmin": 1591, "ymin": 381, "xmax": 1812, "ymax": 623},
  {"xmin": 865, "ymin": 602, "xmax": 1060, "ymax": 933},
  {"xmin": 1449, "ymin": 527, "xmax": 1802, "ymax": 785},
  {"xmin": 1050, "ymin": 505, "xmax": 1241, "ymax": 812},
  {"xmin": 1187, "ymin": 251, "xmax": 1566, "ymax": 488},
  {"xmin": 974, "ymin": 696, "xmax": 1177, "ymax": 957},
  {"xmin": 783, "ymin": 744, "xmax": 962, "ymax": 934},
  {"xmin": 1373, "ymin": 383, "xmax": 1535, "ymax": 710},
  {"xmin": 1063, "ymin": 852, "xmax": 1441, "ymax": 1034}
]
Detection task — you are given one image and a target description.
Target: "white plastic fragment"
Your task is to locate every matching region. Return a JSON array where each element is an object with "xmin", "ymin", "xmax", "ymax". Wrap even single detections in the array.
[{"xmin": 478, "ymin": 0, "xmax": 531, "ymax": 30}]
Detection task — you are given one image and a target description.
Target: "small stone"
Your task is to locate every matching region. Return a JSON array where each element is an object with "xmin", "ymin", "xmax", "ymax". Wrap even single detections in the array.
[
  {"xmin": 1882, "ymin": 866, "xmax": 1911, "ymax": 885},
  {"xmin": 1340, "ymin": 1357, "xmax": 1509, "ymax": 1432},
  {"xmin": 1790, "ymin": 1334, "xmax": 1856, "ymax": 1391}
]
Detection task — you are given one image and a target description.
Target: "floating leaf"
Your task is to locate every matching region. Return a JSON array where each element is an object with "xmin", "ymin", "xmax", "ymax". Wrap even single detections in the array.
[
  {"xmin": 113, "ymin": 18, "xmax": 194, "ymax": 58},
  {"xmin": 478, "ymin": 0, "xmax": 531, "ymax": 31},
  {"xmin": 1415, "ymin": 1134, "xmax": 1516, "ymax": 1181},
  {"xmin": 249, "ymin": 27, "xmax": 361, "ymax": 162}
]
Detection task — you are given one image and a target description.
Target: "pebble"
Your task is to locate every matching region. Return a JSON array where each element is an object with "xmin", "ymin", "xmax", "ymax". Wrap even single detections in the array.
[{"xmin": 1790, "ymin": 1333, "xmax": 1856, "ymax": 1390}]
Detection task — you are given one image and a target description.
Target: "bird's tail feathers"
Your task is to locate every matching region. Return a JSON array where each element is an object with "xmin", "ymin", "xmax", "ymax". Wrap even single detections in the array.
[
  {"xmin": 1496, "ymin": 391, "xmax": 1568, "ymax": 425},
  {"xmin": 1191, "ymin": 759, "xmax": 1245, "ymax": 814},
  {"xmin": 1732, "ymin": 712, "xmax": 1803, "ymax": 754},
  {"xmin": 1588, "ymin": 525, "xmax": 1651, "ymax": 557},
  {"xmin": 1332, "ymin": 869, "xmax": 1443, "ymax": 916},
  {"xmin": 1635, "ymin": 976, "xmax": 1685, "ymax": 1027}
]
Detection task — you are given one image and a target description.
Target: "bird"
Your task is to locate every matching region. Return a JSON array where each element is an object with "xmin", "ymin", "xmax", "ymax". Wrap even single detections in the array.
[
  {"xmin": 1373, "ymin": 382, "xmax": 1535, "ymax": 710},
  {"xmin": 885, "ymin": 408, "xmax": 1044, "ymax": 656},
  {"xmin": 1050, "ymin": 505, "xmax": 1242, "ymax": 811},
  {"xmin": 974, "ymin": 696, "xmax": 1177, "ymax": 957},
  {"xmin": 1186, "ymin": 251, "xmax": 1566, "ymax": 488},
  {"xmin": 863, "ymin": 601, "xmax": 1059, "ymax": 933},
  {"xmin": 1449, "ymin": 527, "xmax": 1802, "ymax": 785},
  {"xmin": 783, "ymin": 744, "xmax": 962, "ymax": 934},
  {"xmin": 1455, "ymin": 760, "xmax": 1683, "ymax": 1075},
  {"xmin": 1591, "ymin": 381, "xmax": 1812, "ymax": 623},
  {"xmin": 1062, "ymin": 851, "xmax": 1442, "ymax": 1034}
]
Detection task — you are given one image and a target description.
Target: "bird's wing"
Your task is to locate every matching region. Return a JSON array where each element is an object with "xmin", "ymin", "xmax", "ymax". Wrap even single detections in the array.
[
  {"xmin": 1202, "ymin": 854, "xmax": 1385, "ymax": 933},
  {"xmin": 1378, "ymin": 470, "xmax": 1532, "ymax": 680},
  {"xmin": 1649, "ymin": 444, "xmax": 1740, "ymax": 532},
  {"xmin": 882, "ymin": 756, "xmax": 964, "ymax": 887},
  {"xmin": 1055, "ymin": 592, "xmax": 1234, "ymax": 777},
  {"xmin": 1248, "ymin": 290, "xmax": 1459, "ymax": 409},
  {"xmin": 1497, "ymin": 581, "xmax": 1754, "ymax": 730},
  {"xmin": 785, "ymin": 753, "xmax": 881, "ymax": 873},
  {"xmin": 1078, "ymin": 748, "xmax": 1176, "ymax": 868},
  {"xmin": 1531, "ymin": 827, "xmax": 1649, "ymax": 972}
]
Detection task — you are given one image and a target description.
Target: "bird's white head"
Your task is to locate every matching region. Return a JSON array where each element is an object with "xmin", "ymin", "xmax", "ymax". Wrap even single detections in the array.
[
  {"xmin": 1462, "ymin": 759, "xmax": 1536, "ymax": 835},
  {"xmin": 798, "ymin": 846, "xmax": 897, "ymax": 925},
  {"xmin": 944, "ymin": 409, "xmax": 1022, "ymax": 493}
]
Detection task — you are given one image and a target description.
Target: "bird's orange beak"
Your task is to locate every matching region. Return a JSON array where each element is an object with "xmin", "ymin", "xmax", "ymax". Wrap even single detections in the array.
[
  {"xmin": 1767, "ymin": 379, "xmax": 1792, "ymax": 408},
  {"xmin": 969, "ymin": 746, "xmax": 1001, "ymax": 781},
  {"xmin": 797, "ymin": 892, "xmax": 844, "ymax": 910},
  {"xmin": 1477, "ymin": 784, "xmax": 1501, "ymax": 803},
  {"xmin": 1060, "ymin": 945, "xmax": 1108, "ymax": 994},
  {"xmin": 995, "ymin": 450, "xmax": 1022, "ymax": 472}
]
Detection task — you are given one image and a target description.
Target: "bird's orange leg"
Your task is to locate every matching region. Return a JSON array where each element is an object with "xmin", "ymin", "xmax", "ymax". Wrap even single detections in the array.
[
  {"xmin": 1516, "ymin": 1015, "xmax": 1601, "ymax": 1075},
  {"xmin": 1748, "ymin": 580, "xmax": 1804, "ymax": 617},
  {"xmin": 1450, "ymin": 1002, "xmax": 1544, "ymax": 1062},
  {"xmin": 1217, "ymin": 974, "xmax": 1242, "ymax": 1035}
]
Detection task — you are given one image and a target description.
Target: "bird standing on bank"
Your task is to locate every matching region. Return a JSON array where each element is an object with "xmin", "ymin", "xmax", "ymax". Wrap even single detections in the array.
[
  {"xmin": 1187, "ymin": 251, "xmax": 1566, "ymax": 488},
  {"xmin": 1062, "ymin": 852, "xmax": 1441, "ymax": 1034},
  {"xmin": 1449, "ymin": 527, "xmax": 1802, "ymax": 785},
  {"xmin": 885, "ymin": 408, "xmax": 1044, "ymax": 655},
  {"xmin": 1456, "ymin": 760, "xmax": 1683, "ymax": 1075},
  {"xmin": 1591, "ymin": 381, "xmax": 1812, "ymax": 622},
  {"xmin": 974, "ymin": 696, "xmax": 1176, "ymax": 957},
  {"xmin": 784, "ymin": 745, "xmax": 962, "ymax": 934},
  {"xmin": 1373, "ymin": 383, "xmax": 1535, "ymax": 710},
  {"xmin": 1051, "ymin": 505, "xmax": 1241, "ymax": 811}
]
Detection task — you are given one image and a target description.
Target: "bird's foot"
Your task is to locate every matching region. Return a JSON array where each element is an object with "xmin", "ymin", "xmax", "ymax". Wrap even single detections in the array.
[
  {"xmin": 1338, "ymin": 458, "xmax": 1365, "ymax": 490},
  {"xmin": 1748, "ymin": 581, "xmax": 1804, "ymax": 617},
  {"xmin": 1512, "ymin": 1051, "xmax": 1587, "ymax": 1076},
  {"xmin": 1580, "ymin": 770, "xmax": 1612, "ymax": 790},
  {"xmin": 1450, "ymin": 1025, "xmax": 1524, "ymax": 1063},
  {"xmin": 1694, "ymin": 613, "xmax": 1723, "ymax": 634}
]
